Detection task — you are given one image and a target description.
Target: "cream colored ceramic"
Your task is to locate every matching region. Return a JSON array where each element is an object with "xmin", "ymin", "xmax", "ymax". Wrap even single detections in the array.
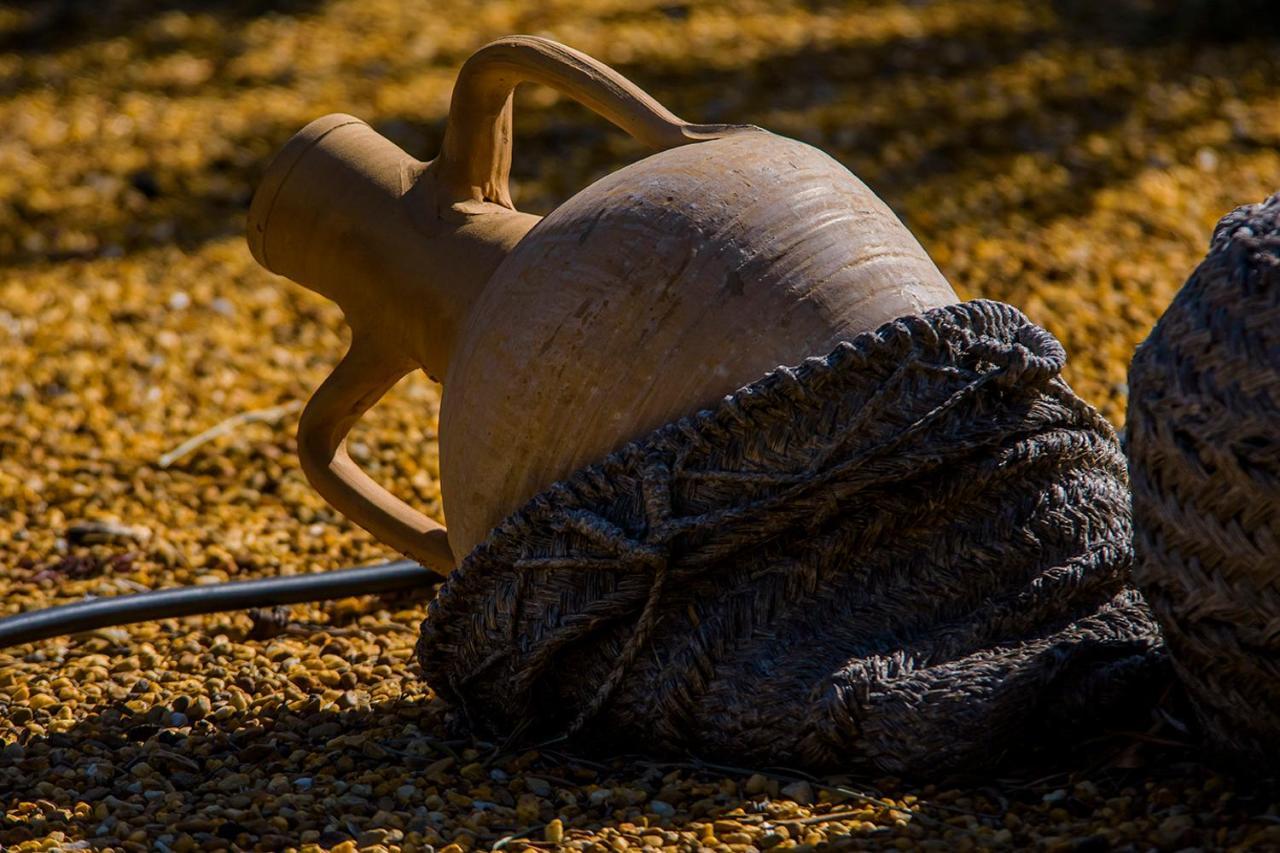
[{"xmin": 246, "ymin": 35, "xmax": 958, "ymax": 572}]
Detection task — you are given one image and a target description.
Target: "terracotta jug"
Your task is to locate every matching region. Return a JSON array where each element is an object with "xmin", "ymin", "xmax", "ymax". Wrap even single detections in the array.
[{"xmin": 246, "ymin": 36, "xmax": 958, "ymax": 571}]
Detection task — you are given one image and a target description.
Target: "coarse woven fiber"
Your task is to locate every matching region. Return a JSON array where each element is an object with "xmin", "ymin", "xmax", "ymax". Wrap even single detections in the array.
[
  {"xmin": 1127, "ymin": 193, "xmax": 1280, "ymax": 770},
  {"xmin": 418, "ymin": 300, "xmax": 1169, "ymax": 775}
]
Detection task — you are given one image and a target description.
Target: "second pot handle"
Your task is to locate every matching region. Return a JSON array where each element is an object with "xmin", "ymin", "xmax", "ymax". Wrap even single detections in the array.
[{"xmin": 297, "ymin": 335, "xmax": 454, "ymax": 577}]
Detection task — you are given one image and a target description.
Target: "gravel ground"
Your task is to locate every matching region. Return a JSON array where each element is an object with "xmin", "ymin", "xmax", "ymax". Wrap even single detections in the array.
[{"xmin": 2, "ymin": 1, "xmax": 1280, "ymax": 850}]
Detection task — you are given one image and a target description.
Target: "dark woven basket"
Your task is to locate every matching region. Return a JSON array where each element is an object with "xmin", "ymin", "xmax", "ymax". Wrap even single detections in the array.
[
  {"xmin": 1127, "ymin": 194, "xmax": 1280, "ymax": 769},
  {"xmin": 419, "ymin": 300, "xmax": 1167, "ymax": 775}
]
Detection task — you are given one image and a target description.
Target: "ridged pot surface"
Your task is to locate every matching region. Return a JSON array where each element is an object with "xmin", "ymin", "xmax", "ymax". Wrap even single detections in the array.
[{"xmin": 441, "ymin": 130, "xmax": 956, "ymax": 557}]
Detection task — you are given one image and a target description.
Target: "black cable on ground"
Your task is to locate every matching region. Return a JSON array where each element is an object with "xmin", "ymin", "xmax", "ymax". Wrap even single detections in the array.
[{"xmin": 0, "ymin": 560, "xmax": 439, "ymax": 649}]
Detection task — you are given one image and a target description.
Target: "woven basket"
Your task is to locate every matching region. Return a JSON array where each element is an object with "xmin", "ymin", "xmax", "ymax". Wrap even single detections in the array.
[
  {"xmin": 1127, "ymin": 194, "xmax": 1280, "ymax": 769},
  {"xmin": 418, "ymin": 300, "xmax": 1167, "ymax": 775}
]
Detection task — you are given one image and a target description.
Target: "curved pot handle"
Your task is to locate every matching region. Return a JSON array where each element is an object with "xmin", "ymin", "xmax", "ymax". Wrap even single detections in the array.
[
  {"xmin": 433, "ymin": 35, "xmax": 751, "ymax": 209},
  {"xmin": 297, "ymin": 335, "xmax": 454, "ymax": 577}
]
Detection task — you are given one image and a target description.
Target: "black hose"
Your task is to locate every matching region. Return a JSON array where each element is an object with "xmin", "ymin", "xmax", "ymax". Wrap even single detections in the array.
[{"xmin": 0, "ymin": 560, "xmax": 440, "ymax": 649}]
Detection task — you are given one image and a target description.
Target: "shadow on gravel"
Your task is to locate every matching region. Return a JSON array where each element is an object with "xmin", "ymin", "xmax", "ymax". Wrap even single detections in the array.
[
  {"xmin": 0, "ymin": 0, "xmax": 327, "ymax": 55},
  {"xmin": 1051, "ymin": 0, "xmax": 1280, "ymax": 44},
  {"xmin": 3, "ymin": 3, "xmax": 1278, "ymax": 269},
  {"xmin": 602, "ymin": 12, "xmax": 1280, "ymax": 234},
  {"xmin": 0, "ymin": 686, "xmax": 1269, "ymax": 850}
]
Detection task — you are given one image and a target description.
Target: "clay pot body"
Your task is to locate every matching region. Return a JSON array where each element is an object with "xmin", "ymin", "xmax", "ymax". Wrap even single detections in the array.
[
  {"xmin": 443, "ymin": 132, "xmax": 954, "ymax": 555},
  {"xmin": 247, "ymin": 36, "xmax": 958, "ymax": 569}
]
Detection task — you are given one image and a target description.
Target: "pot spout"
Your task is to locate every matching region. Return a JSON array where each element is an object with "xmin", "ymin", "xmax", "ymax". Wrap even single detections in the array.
[{"xmin": 246, "ymin": 113, "xmax": 540, "ymax": 378}]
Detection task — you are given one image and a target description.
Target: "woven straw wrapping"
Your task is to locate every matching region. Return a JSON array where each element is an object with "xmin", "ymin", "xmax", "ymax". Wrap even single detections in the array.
[
  {"xmin": 1127, "ymin": 194, "xmax": 1280, "ymax": 768},
  {"xmin": 418, "ymin": 300, "xmax": 1167, "ymax": 775}
]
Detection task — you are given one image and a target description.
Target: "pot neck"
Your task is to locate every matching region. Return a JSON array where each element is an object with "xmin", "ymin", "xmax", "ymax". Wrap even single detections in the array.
[{"xmin": 339, "ymin": 170, "xmax": 542, "ymax": 378}]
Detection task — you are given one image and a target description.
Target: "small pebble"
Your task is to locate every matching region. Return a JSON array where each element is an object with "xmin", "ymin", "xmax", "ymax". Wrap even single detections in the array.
[
  {"xmin": 650, "ymin": 800, "xmax": 676, "ymax": 817},
  {"xmin": 780, "ymin": 781, "xmax": 815, "ymax": 805}
]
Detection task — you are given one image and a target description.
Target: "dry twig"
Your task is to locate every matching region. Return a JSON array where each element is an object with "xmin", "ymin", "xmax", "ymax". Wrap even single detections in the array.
[{"xmin": 157, "ymin": 401, "xmax": 302, "ymax": 468}]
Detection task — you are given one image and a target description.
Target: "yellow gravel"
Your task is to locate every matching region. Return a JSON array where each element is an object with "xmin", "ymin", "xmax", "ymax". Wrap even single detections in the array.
[{"xmin": 2, "ymin": 1, "xmax": 1279, "ymax": 850}]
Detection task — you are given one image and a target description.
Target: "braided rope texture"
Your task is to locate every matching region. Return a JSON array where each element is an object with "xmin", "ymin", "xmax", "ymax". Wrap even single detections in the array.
[
  {"xmin": 418, "ymin": 300, "xmax": 1167, "ymax": 775},
  {"xmin": 1128, "ymin": 194, "xmax": 1280, "ymax": 768}
]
